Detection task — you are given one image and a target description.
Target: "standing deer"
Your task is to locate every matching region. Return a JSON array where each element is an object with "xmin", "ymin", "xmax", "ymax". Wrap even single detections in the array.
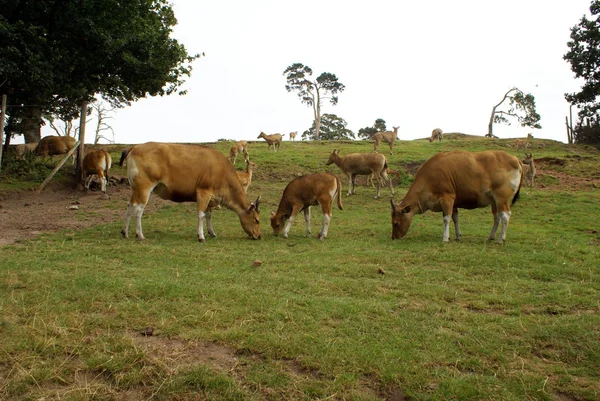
[{"xmin": 522, "ymin": 153, "xmax": 536, "ymax": 187}]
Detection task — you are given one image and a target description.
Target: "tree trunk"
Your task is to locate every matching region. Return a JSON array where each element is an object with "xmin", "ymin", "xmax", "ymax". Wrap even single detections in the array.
[
  {"xmin": 0, "ymin": 94, "xmax": 7, "ymax": 174},
  {"xmin": 75, "ymin": 101, "xmax": 88, "ymax": 189},
  {"xmin": 22, "ymin": 107, "xmax": 43, "ymax": 143},
  {"xmin": 487, "ymin": 105, "xmax": 496, "ymax": 137}
]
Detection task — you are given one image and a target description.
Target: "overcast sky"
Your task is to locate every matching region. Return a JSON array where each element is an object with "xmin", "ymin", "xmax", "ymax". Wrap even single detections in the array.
[{"xmin": 54, "ymin": 0, "xmax": 595, "ymax": 144}]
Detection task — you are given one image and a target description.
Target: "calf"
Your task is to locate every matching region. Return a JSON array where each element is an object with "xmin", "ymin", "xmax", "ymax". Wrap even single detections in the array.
[
  {"xmin": 429, "ymin": 128, "xmax": 443, "ymax": 142},
  {"xmin": 391, "ymin": 150, "xmax": 522, "ymax": 243},
  {"xmin": 521, "ymin": 153, "xmax": 536, "ymax": 187},
  {"xmin": 372, "ymin": 126, "xmax": 399, "ymax": 154},
  {"xmin": 82, "ymin": 149, "xmax": 112, "ymax": 193},
  {"xmin": 121, "ymin": 142, "xmax": 261, "ymax": 242},
  {"xmin": 229, "ymin": 140, "xmax": 249, "ymax": 164},
  {"xmin": 326, "ymin": 149, "xmax": 393, "ymax": 199},
  {"xmin": 236, "ymin": 158, "xmax": 257, "ymax": 193},
  {"xmin": 271, "ymin": 173, "xmax": 343, "ymax": 240},
  {"xmin": 258, "ymin": 132, "xmax": 283, "ymax": 151},
  {"xmin": 289, "ymin": 131, "xmax": 297, "ymax": 141},
  {"xmin": 35, "ymin": 135, "xmax": 77, "ymax": 164}
]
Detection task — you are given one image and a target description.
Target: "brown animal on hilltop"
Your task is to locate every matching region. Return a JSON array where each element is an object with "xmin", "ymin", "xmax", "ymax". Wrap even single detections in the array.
[
  {"xmin": 35, "ymin": 135, "xmax": 77, "ymax": 164},
  {"xmin": 326, "ymin": 149, "xmax": 394, "ymax": 199},
  {"xmin": 257, "ymin": 132, "xmax": 283, "ymax": 151},
  {"xmin": 289, "ymin": 131, "xmax": 297, "ymax": 141},
  {"xmin": 372, "ymin": 126, "xmax": 399, "ymax": 154},
  {"xmin": 229, "ymin": 140, "xmax": 249, "ymax": 164},
  {"xmin": 236, "ymin": 157, "xmax": 257, "ymax": 193},
  {"xmin": 121, "ymin": 142, "xmax": 261, "ymax": 242},
  {"xmin": 82, "ymin": 149, "xmax": 112, "ymax": 193},
  {"xmin": 521, "ymin": 153, "xmax": 536, "ymax": 187},
  {"xmin": 514, "ymin": 133, "xmax": 534, "ymax": 151},
  {"xmin": 271, "ymin": 173, "xmax": 343, "ymax": 240},
  {"xmin": 429, "ymin": 128, "xmax": 443, "ymax": 142},
  {"xmin": 391, "ymin": 150, "xmax": 522, "ymax": 243}
]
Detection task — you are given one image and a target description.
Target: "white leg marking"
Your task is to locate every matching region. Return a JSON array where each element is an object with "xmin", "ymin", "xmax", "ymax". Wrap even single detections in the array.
[
  {"xmin": 488, "ymin": 213, "xmax": 500, "ymax": 241},
  {"xmin": 498, "ymin": 210, "xmax": 511, "ymax": 243},
  {"xmin": 319, "ymin": 214, "xmax": 331, "ymax": 240},
  {"xmin": 443, "ymin": 215, "xmax": 451, "ymax": 242},
  {"xmin": 197, "ymin": 210, "xmax": 206, "ymax": 242},
  {"xmin": 452, "ymin": 210, "xmax": 461, "ymax": 240},
  {"xmin": 283, "ymin": 216, "xmax": 295, "ymax": 238},
  {"xmin": 304, "ymin": 207, "xmax": 311, "ymax": 237},
  {"xmin": 122, "ymin": 203, "xmax": 134, "ymax": 238},
  {"xmin": 206, "ymin": 210, "xmax": 216, "ymax": 238},
  {"xmin": 134, "ymin": 204, "xmax": 146, "ymax": 240}
]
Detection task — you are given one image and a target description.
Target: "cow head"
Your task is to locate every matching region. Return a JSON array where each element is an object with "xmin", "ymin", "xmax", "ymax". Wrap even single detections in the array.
[
  {"xmin": 241, "ymin": 196, "xmax": 261, "ymax": 239},
  {"xmin": 325, "ymin": 149, "xmax": 340, "ymax": 166},
  {"xmin": 391, "ymin": 198, "xmax": 413, "ymax": 240},
  {"xmin": 270, "ymin": 211, "xmax": 286, "ymax": 236}
]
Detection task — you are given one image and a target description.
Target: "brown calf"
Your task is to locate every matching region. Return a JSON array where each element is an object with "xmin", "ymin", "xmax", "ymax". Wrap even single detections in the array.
[
  {"xmin": 82, "ymin": 149, "xmax": 112, "ymax": 193},
  {"xmin": 35, "ymin": 135, "xmax": 77, "ymax": 164},
  {"xmin": 229, "ymin": 140, "xmax": 249, "ymax": 164},
  {"xmin": 271, "ymin": 173, "xmax": 343, "ymax": 240},
  {"xmin": 429, "ymin": 128, "xmax": 443, "ymax": 142},
  {"xmin": 258, "ymin": 132, "xmax": 283, "ymax": 151},
  {"xmin": 372, "ymin": 126, "xmax": 399, "ymax": 154}
]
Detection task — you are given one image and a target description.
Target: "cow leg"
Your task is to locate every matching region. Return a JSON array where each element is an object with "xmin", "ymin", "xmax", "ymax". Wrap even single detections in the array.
[
  {"xmin": 488, "ymin": 204, "xmax": 500, "ymax": 241},
  {"xmin": 374, "ymin": 174, "xmax": 381, "ymax": 199},
  {"xmin": 452, "ymin": 208, "xmax": 461, "ymax": 241},
  {"xmin": 205, "ymin": 209, "xmax": 217, "ymax": 238},
  {"xmin": 304, "ymin": 207, "xmax": 311, "ymax": 237},
  {"xmin": 123, "ymin": 183, "xmax": 152, "ymax": 240},
  {"xmin": 84, "ymin": 174, "xmax": 94, "ymax": 191},
  {"xmin": 317, "ymin": 201, "xmax": 333, "ymax": 240},
  {"xmin": 196, "ymin": 195, "xmax": 213, "ymax": 243},
  {"xmin": 283, "ymin": 205, "xmax": 302, "ymax": 238},
  {"xmin": 347, "ymin": 174, "xmax": 354, "ymax": 196},
  {"xmin": 440, "ymin": 198, "xmax": 455, "ymax": 242},
  {"xmin": 498, "ymin": 210, "xmax": 511, "ymax": 243}
]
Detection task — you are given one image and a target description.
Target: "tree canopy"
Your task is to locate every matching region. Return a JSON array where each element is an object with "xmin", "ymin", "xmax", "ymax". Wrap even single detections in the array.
[
  {"xmin": 283, "ymin": 63, "xmax": 345, "ymax": 140},
  {"xmin": 302, "ymin": 114, "xmax": 354, "ymax": 140},
  {"xmin": 357, "ymin": 118, "xmax": 387, "ymax": 140},
  {"xmin": 0, "ymin": 0, "xmax": 199, "ymax": 142},
  {"xmin": 486, "ymin": 87, "xmax": 541, "ymax": 138}
]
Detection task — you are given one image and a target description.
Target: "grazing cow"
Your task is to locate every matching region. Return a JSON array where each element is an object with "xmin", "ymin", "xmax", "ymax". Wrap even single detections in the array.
[
  {"xmin": 429, "ymin": 128, "xmax": 443, "ymax": 142},
  {"xmin": 35, "ymin": 135, "xmax": 77, "ymax": 164},
  {"xmin": 372, "ymin": 126, "xmax": 399, "ymax": 154},
  {"xmin": 82, "ymin": 149, "xmax": 112, "ymax": 193},
  {"xmin": 121, "ymin": 142, "xmax": 261, "ymax": 242},
  {"xmin": 229, "ymin": 140, "xmax": 249, "ymax": 164},
  {"xmin": 236, "ymin": 158, "xmax": 257, "ymax": 193},
  {"xmin": 326, "ymin": 149, "xmax": 394, "ymax": 199},
  {"xmin": 271, "ymin": 173, "xmax": 343, "ymax": 240},
  {"xmin": 391, "ymin": 150, "xmax": 522, "ymax": 243},
  {"xmin": 521, "ymin": 153, "xmax": 536, "ymax": 187},
  {"xmin": 257, "ymin": 132, "xmax": 283, "ymax": 151}
]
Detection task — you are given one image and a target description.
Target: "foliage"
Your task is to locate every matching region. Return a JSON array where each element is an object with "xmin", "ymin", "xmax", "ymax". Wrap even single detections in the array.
[
  {"xmin": 574, "ymin": 117, "xmax": 600, "ymax": 144},
  {"xmin": 357, "ymin": 118, "xmax": 387, "ymax": 140},
  {"xmin": 301, "ymin": 113, "xmax": 355, "ymax": 140},
  {"xmin": 0, "ymin": 151, "xmax": 54, "ymax": 182},
  {"xmin": 564, "ymin": 0, "xmax": 600, "ymax": 121},
  {"xmin": 486, "ymin": 87, "xmax": 541, "ymax": 138},
  {"xmin": 283, "ymin": 63, "xmax": 345, "ymax": 139}
]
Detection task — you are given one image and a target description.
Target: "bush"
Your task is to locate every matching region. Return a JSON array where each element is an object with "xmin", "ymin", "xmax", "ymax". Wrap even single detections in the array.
[{"xmin": 0, "ymin": 152, "xmax": 53, "ymax": 182}]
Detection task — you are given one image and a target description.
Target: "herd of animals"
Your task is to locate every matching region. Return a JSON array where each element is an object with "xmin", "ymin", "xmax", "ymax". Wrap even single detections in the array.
[{"xmin": 6, "ymin": 128, "xmax": 538, "ymax": 243}]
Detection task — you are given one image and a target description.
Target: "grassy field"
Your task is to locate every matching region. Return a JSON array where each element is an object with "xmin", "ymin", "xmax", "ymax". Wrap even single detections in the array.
[{"xmin": 1, "ymin": 135, "xmax": 599, "ymax": 400}]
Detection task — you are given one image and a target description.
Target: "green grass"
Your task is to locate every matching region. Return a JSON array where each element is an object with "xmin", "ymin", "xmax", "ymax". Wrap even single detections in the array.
[{"xmin": 1, "ymin": 137, "xmax": 599, "ymax": 400}]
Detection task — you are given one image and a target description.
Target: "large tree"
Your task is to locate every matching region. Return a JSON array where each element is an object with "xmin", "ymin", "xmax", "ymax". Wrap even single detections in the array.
[
  {"xmin": 0, "ymin": 0, "xmax": 199, "ymax": 143},
  {"xmin": 486, "ymin": 87, "xmax": 541, "ymax": 138},
  {"xmin": 357, "ymin": 118, "xmax": 387, "ymax": 140},
  {"xmin": 283, "ymin": 63, "xmax": 345, "ymax": 139},
  {"xmin": 302, "ymin": 114, "xmax": 354, "ymax": 140},
  {"xmin": 564, "ymin": 0, "xmax": 600, "ymax": 143}
]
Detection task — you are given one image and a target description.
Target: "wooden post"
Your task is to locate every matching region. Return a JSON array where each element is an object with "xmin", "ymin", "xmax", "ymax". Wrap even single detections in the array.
[
  {"xmin": 37, "ymin": 141, "xmax": 81, "ymax": 193},
  {"xmin": 0, "ymin": 94, "xmax": 7, "ymax": 176},
  {"xmin": 75, "ymin": 101, "xmax": 88, "ymax": 188}
]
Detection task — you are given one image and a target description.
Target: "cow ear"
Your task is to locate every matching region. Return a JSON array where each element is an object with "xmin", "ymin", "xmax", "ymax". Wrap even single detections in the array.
[
  {"xmin": 401, "ymin": 205, "xmax": 411, "ymax": 214},
  {"xmin": 248, "ymin": 196, "xmax": 261, "ymax": 213}
]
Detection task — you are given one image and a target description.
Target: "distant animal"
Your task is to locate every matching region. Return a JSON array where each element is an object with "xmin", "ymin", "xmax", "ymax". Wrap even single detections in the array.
[
  {"xmin": 514, "ymin": 133, "xmax": 533, "ymax": 151},
  {"xmin": 521, "ymin": 153, "xmax": 536, "ymax": 187},
  {"xmin": 372, "ymin": 126, "xmax": 399, "ymax": 154},
  {"xmin": 236, "ymin": 157, "xmax": 257, "ymax": 193},
  {"xmin": 35, "ymin": 135, "xmax": 77, "ymax": 164},
  {"xmin": 326, "ymin": 149, "xmax": 393, "ymax": 199},
  {"xmin": 229, "ymin": 140, "xmax": 249, "ymax": 164},
  {"xmin": 289, "ymin": 131, "xmax": 297, "ymax": 141},
  {"xmin": 121, "ymin": 142, "xmax": 261, "ymax": 242},
  {"xmin": 82, "ymin": 149, "xmax": 112, "ymax": 193},
  {"xmin": 12, "ymin": 143, "xmax": 38, "ymax": 160},
  {"xmin": 271, "ymin": 173, "xmax": 343, "ymax": 240},
  {"xmin": 429, "ymin": 128, "xmax": 443, "ymax": 142},
  {"xmin": 257, "ymin": 132, "xmax": 283, "ymax": 151},
  {"xmin": 390, "ymin": 150, "xmax": 522, "ymax": 243}
]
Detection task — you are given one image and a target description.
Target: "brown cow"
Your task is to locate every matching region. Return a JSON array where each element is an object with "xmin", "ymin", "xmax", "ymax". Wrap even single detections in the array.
[
  {"xmin": 271, "ymin": 173, "xmax": 343, "ymax": 240},
  {"xmin": 372, "ymin": 126, "xmax": 399, "ymax": 154},
  {"xmin": 229, "ymin": 140, "xmax": 249, "ymax": 164},
  {"xmin": 391, "ymin": 150, "xmax": 522, "ymax": 243},
  {"xmin": 326, "ymin": 149, "xmax": 393, "ymax": 199},
  {"xmin": 429, "ymin": 128, "xmax": 443, "ymax": 142},
  {"xmin": 121, "ymin": 142, "xmax": 261, "ymax": 242},
  {"xmin": 82, "ymin": 149, "xmax": 112, "ymax": 193},
  {"xmin": 257, "ymin": 132, "xmax": 283, "ymax": 151},
  {"xmin": 35, "ymin": 135, "xmax": 77, "ymax": 164}
]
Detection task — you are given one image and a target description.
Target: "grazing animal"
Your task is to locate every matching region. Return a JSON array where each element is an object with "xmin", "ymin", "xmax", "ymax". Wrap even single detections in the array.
[
  {"xmin": 121, "ymin": 142, "xmax": 261, "ymax": 242},
  {"xmin": 82, "ymin": 149, "xmax": 112, "ymax": 193},
  {"xmin": 514, "ymin": 133, "xmax": 533, "ymax": 151},
  {"xmin": 236, "ymin": 158, "xmax": 257, "ymax": 193},
  {"xmin": 429, "ymin": 128, "xmax": 443, "ymax": 142},
  {"xmin": 35, "ymin": 135, "xmax": 77, "ymax": 164},
  {"xmin": 366, "ymin": 167, "xmax": 403, "ymax": 187},
  {"xmin": 521, "ymin": 153, "xmax": 536, "ymax": 187},
  {"xmin": 289, "ymin": 131, "xmax": 297, "ymax": 141},
  {"xmin": 271, "ymin": 173, "xmax": 343, "ymax": 240},
  {"xmin": 12, "ymin": 143, "xmax": 38, "ymax": 160},
  {"xmin": 229, "ymin": 140, "xmax": 249, "ymax": 164},
  {"xmin": 257, "ymin": 132, "xmax": 283, "ymax": 151},
  {"xmin": 326, "ymin": 149, "xmax": 394, "ymax": 199},
  {"xmin": 390, "ymin": 150, "xmax": 522, "ymax": 243},
  {"xmin": 372, "ymin": 126, "xmax": 399, "ymax": 154}
]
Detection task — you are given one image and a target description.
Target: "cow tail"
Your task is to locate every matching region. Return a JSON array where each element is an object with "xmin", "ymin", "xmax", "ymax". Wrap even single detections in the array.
[
  {"xmin": 119, "ymin": 148, "xmax": 130, "ymax": 166},
  {"xmin": 511, "ymin": 161, "xmax": 523, "ymax": 205},
  {"xmin": 335, "ymin": 175, "xmax": 343, "ymax": 211}
]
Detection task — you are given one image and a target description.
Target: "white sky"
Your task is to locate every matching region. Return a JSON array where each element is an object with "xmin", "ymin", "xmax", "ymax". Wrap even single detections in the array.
[{"xmin": 51, "ymin": 0, "xmax": 595, "ymax": 144}]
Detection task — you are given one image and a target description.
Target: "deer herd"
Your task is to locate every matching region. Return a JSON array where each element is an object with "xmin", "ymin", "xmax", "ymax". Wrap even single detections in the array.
[{"xmin": 13, "ymin": 129, "xmax": 539, "ymax": 244}]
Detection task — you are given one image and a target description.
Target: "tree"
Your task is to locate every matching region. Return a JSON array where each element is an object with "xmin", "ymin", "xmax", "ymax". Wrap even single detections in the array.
[
  {"xmin": 564, "ymin": 0, "xmax": 600, "ymax": 143},
  {"xmin": 0, "ymin": 0, "xmax": 199, "ymax": 143},
  {"xmin": 91, "ymin": 101, "xmax": 116, "ymax": 144},
  {"xmin": 486, "ymin": 87, "xmax": 541, "ymax": 138},
  {"xmin": 302, "ymin": 114, "xmax": 354, "ymax": 140},
  {"xmin": 283, "ymin": 63, "xmax": 345, "ymax": 139},
  {"xmin": 357, "ymin": 118, "xmax": 387, "ymax": 140}
]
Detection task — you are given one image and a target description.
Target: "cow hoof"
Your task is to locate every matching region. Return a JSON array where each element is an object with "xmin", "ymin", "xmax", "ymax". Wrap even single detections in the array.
[
  {"xmin": 208, "ymin": 233, "xmax": 217, "ymax": 238},
  {"xmin": 121, "ymin": 229, "xmax": 127, "ymax": 239},
  {"xmin": 198, "ymin": 237, "xmax": 206, "ymax": 243},
  {"xmin": 318, "ymin": 234, "xmax": 325, "ymax": 241},
  {"xmin": 136, "ymin": 234, "xmax": 145, "ymax": 241}
]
